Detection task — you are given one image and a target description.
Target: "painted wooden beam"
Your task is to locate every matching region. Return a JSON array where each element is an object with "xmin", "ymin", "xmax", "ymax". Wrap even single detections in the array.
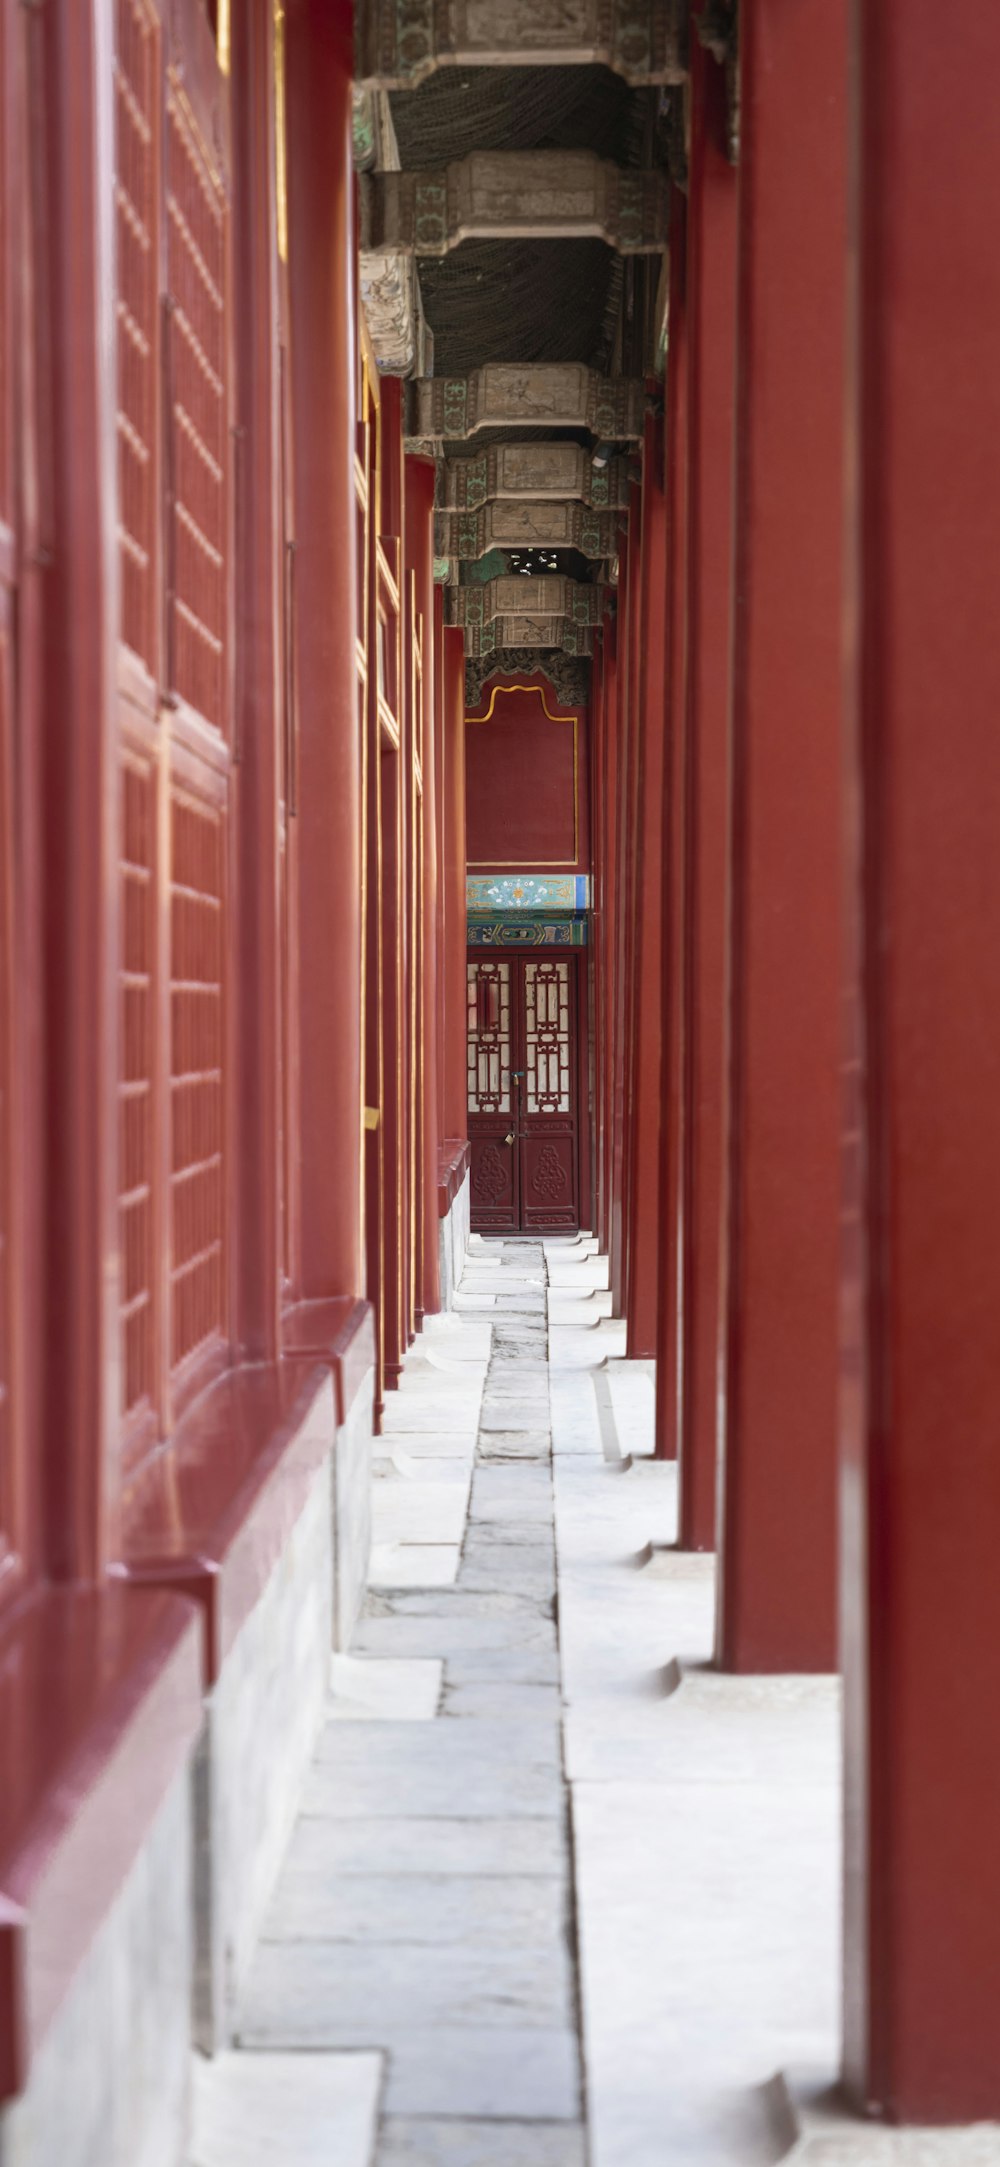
[
  {"xmin": 445, "ymin": 575, "xmax": 608, "ymax": 631},
  {"xmin": 440, "ymin": 442, "xmax": 631, "ymax": 510},
  {"xmin": 359, "ymin": 249, "xmax": 434, "ymax": 376},
  {"xmin": 360, "ymin": 153, "xmax": 668, "ymax": 255},
  {"xmin": 408, "ymin": 365, "xmax": 645, "ymax": 442},
  {"xmin": 357, "ymin": 0, "xmax": 686, "ymax": 89},
  {"xmin": 435, "ymin": 501, "xmax": 621, "ymax": 563},
  {"xmin": 461, "ymin": 616, "xmax": 596, "ymax": 659}
]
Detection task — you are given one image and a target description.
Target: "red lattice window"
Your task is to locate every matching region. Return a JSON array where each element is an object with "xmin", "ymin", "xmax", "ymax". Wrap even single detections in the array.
[
  {"xmin": 170, "ymin": 788, "xmax": 225, "ymax": 1374},
  {"xmin": 524, "ymin": 960, "xmax": 571, "ymax": 1113},
  {"xmin": 114, "ymin": 0, "xmax": 160, "ymax": 671},
  {"xmin": 467, "ymin": 960, "xmax": 511, "ymax": 1115},
  {"xmin": 166, "ymin": 82, "xmax": 228, "ymax": 729},
  {"xmin": 120, "ymin": 756, "xmax": 157, "ymax": 1432}
]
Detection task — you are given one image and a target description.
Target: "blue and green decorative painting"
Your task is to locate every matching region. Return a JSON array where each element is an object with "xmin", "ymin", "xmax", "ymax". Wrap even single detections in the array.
[
  {"xmin": 467, "ymin": 918, "xmax": 587, "ymax": 948},
  {"xmin": 466, "ymin": 875, "xmax": 590, "ymax": 912}
]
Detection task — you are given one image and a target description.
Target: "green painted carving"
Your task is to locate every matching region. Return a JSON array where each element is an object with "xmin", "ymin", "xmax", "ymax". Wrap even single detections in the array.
[
  {"xmin": 395, "ymin": 0, "xmax": 434, "ymax": 80},
  {"xmin": 458, "ymin": 512, "xmax": 480, "ymax": 558},
  {"xmin": 414, "ymin": 175, "xmax": 447, "ymax": 249},
  {"xmin": 442, "ymin": 377, "xmax": 468, "ymax": 435}
]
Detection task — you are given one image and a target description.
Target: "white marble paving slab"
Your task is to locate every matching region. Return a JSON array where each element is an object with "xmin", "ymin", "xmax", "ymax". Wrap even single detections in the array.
[
  {"xmin": 549, "ymin": 1368, "xmax": 603, "ymax": 1457},
  {"xmin": 329, "ymin": 1655, "xmax": 443, "ymax": 1722},
  {"xmin": 603, "ymin": 1358, "xmax": 657, "ymax": 1458},
  {"xmin": 380, "ymin": 1406, "xmax": 482, "ymax": 1436},
  {"xmin": 372, "ymin": 1433, "xmax": 477, "ymax": 1459},
  {"xmin": 368, "ymin": 1542, "xmax": 461, "ymax": 1588},
  {"xmin": 371, "ymin": 1480, "xmax": 470, "ymax": 1547},
  {"xmin": 189, "ymin": 2050, "xmax": 382, "ymax": 2167},
  {"xmin": 375, "ymin": 1449, "xmax": 473, "ymax": 1484},
  {"xmin": 548, "ymin": 1325, "xmax": 628, "ymax": 1369},
  {"xmin": 546, "ymin": 1257, "xmax": 610, "ymax": 1290},
  {"xmin": 573, "ymin": 1776, "xmax": 839, "ymax": 2167},
  {"xmin": 547, "ymin": 1290, "xmax": 615, "ymax": 1323}
]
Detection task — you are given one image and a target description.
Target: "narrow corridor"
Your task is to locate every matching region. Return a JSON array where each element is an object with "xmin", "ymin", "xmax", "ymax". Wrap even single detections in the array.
[{"xmin": 190, "ymin": 1239, "xmax": 841, "ymax": 2167}]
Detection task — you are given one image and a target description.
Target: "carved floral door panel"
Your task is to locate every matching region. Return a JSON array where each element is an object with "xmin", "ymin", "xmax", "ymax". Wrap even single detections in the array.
[{"xmin": 467, "ymin": 953, "xmax": 580, "ymax": 1233}]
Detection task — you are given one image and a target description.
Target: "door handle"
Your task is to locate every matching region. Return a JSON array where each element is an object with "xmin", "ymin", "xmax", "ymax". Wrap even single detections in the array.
[{"xmin": 504, "ymin": 1132, "xmax": 516, "ymax": 1146}]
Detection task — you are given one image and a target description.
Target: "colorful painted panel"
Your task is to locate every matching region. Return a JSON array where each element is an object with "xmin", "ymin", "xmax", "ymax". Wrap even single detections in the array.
[
  {"xmin": 466, "ymin": 874, "xmax": 590, "ymax": 911},
  {"xmin": 467, "ymin": 919, "xmax": 587, "ymax": 947}
]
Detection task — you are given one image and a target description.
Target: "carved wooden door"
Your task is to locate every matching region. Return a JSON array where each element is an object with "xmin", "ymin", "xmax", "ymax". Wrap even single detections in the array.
[{"xmin": 467, "ymin": 953, "xmax": 580, "ymax": 1233}]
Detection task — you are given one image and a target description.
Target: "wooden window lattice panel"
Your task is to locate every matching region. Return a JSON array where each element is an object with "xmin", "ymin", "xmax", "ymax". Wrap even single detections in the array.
[
  {"xmin": 524, "ymin": 959, "xmax": 571, "ymax": 1113},
  {"xmin": 467, "ymin": 960, "xmax": 511, "ymax": 1114},
  {"xmin": 166, "ymin": 79, "xmax": 228, "ymax": 730},
  {"xmin": 115, "ymin": 0, "xmax": 160, "ymax": 673},
  {"xmin": 120, "ymin": 754, "xmax": 157, "ymax": 1435},
  {"xmin": 170, "ymin": 787, "xmax": 226, "ymax": 1376}
]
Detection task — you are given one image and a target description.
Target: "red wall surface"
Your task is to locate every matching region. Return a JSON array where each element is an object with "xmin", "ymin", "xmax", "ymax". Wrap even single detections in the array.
[{"xmin": 465, "ymin": 674, "xmax": 590, "ymax": 873}]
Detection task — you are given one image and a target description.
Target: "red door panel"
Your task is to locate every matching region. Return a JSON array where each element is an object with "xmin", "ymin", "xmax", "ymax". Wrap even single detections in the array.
[
  {"xmin": 468, "ymin": 951, "xmax": 583, "ymax": 1234},
  {"xmin": 467, "ymin": 957, "xmax": 519, "ymax": 1231}
]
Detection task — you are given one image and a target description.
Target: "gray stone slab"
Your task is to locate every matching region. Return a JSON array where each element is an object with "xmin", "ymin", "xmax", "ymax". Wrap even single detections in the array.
[
  {"xmin": 378, "ymin": 2120, "xmax": 586, "ymax": 2166},
  {"xmin": 471, "ymin": 1482, "xmax": 553, "ymax": 1529},
  {"xmin": 480, "ymin": 1362, "xmax": 550, "ymax": 1381},
  {"xmin": 352, "ymin": 1614, "xmax": 556, "ymax": 1657},
  {"xmin": 477, "ymin": 1433, "xmax": 552, "ymax": 1461},
  {"xmin": 278, "ymin": 1815, "xmax": 565, "ymax": 1878},
  {"xmin": 302, "ymin": 1746, "xmax": 562, "ymax": 1819},
  {"xmin": 260, "ymin": 1869, "xmax": 566, "ymax": 1947},
  {"xmin": 480, "ymin": 1387, "xmax": 551, "ymax": 1410},
  {"xmin": 455, "ymin": 1577, "xmax": 555, "ymax": 1612},
  {"xmin": 365, "ymin": 1588, "xmax": 553, "ymax": 1622},
  {"xmin": 239, "ymin": 1941, "xmax": 573, "ymax": 2043},
  {"xmin": 382, "ymin": 2028, "xmax": 580, "ymax": 2120},
  {"xmin": 312, "ymin": 1716, "xmax": 561, "ymax": 1770},
  {"xmin": 445, "ymin": 1645, "xmax": 561, "ymax": 1687},
  {"xmin": 443, "ymin": 1683, "xmax": 563, "ymax": 1723},
  {"xmin": 479, "ymin": 1404, "xmax": 550, "ymax": 1430}
]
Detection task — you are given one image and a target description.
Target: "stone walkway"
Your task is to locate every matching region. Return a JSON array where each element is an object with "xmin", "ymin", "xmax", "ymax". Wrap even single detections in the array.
[{"xmin": 191, "ymin": 1233, "xmax": 845, "ymax": 2167}]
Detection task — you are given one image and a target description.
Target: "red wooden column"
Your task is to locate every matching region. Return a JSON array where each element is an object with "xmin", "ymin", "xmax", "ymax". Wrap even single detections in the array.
[
  {"xmin": 676, "ymin": 30, "xmax": 737, "ymax": 1549},
  {"xmin": 410, "ymin": 457, "xmax": 441, "ymax": 1316},
  {"xmin": 588, "ymin": 631, "xmax": 607, "ymax": 1245},
  {"xmin": 653, "ymin": 197, "xmax": 688, "ymax": 1461},
  {"xmin": 714, "ymin": 0, "xmax": 846, "ymax": 1668},
  {"xmin": 231, "ymin": 0, "xmax": 282, "ymax": 1359},
  {"xmin": 626, "ymin": 418, "xmax": 667, "ymax": 1356},
  {"xmin": 35, "ymin": 0, "xmax": 121, "ymax": 1577},
  {"xmin": 619, "ymin": 480, "xmax": 644, "ymax": 1315},
  {"xmin": 285, "ymin": 0, "xmax": 363, "ymax": 1301},
  {"xmin": 442, "ymin": 625, "xmax": 468, "ymax": 1150},
  {"xmin": 609, "ymin": 500, "xmax": 639, "ymax": 1310},
  {"xmin": 601, "ymin": 622, "xmax": 621, "ymax": 1257},
  {"xmin": 842, "ymin": 3, "xmax": 1000, "ymax": 2123}
]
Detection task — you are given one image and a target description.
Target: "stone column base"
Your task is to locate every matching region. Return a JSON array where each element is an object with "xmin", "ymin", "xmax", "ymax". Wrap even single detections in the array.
[{"xmin": 772, "ymin": 2072, "xmax": 1000, "ymax": 2162}]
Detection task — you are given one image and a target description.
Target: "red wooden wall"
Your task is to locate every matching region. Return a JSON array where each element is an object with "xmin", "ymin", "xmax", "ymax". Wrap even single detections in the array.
[{"xmin": 465, "ymin": 672, "xmax": 590, "ymax": 875}]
